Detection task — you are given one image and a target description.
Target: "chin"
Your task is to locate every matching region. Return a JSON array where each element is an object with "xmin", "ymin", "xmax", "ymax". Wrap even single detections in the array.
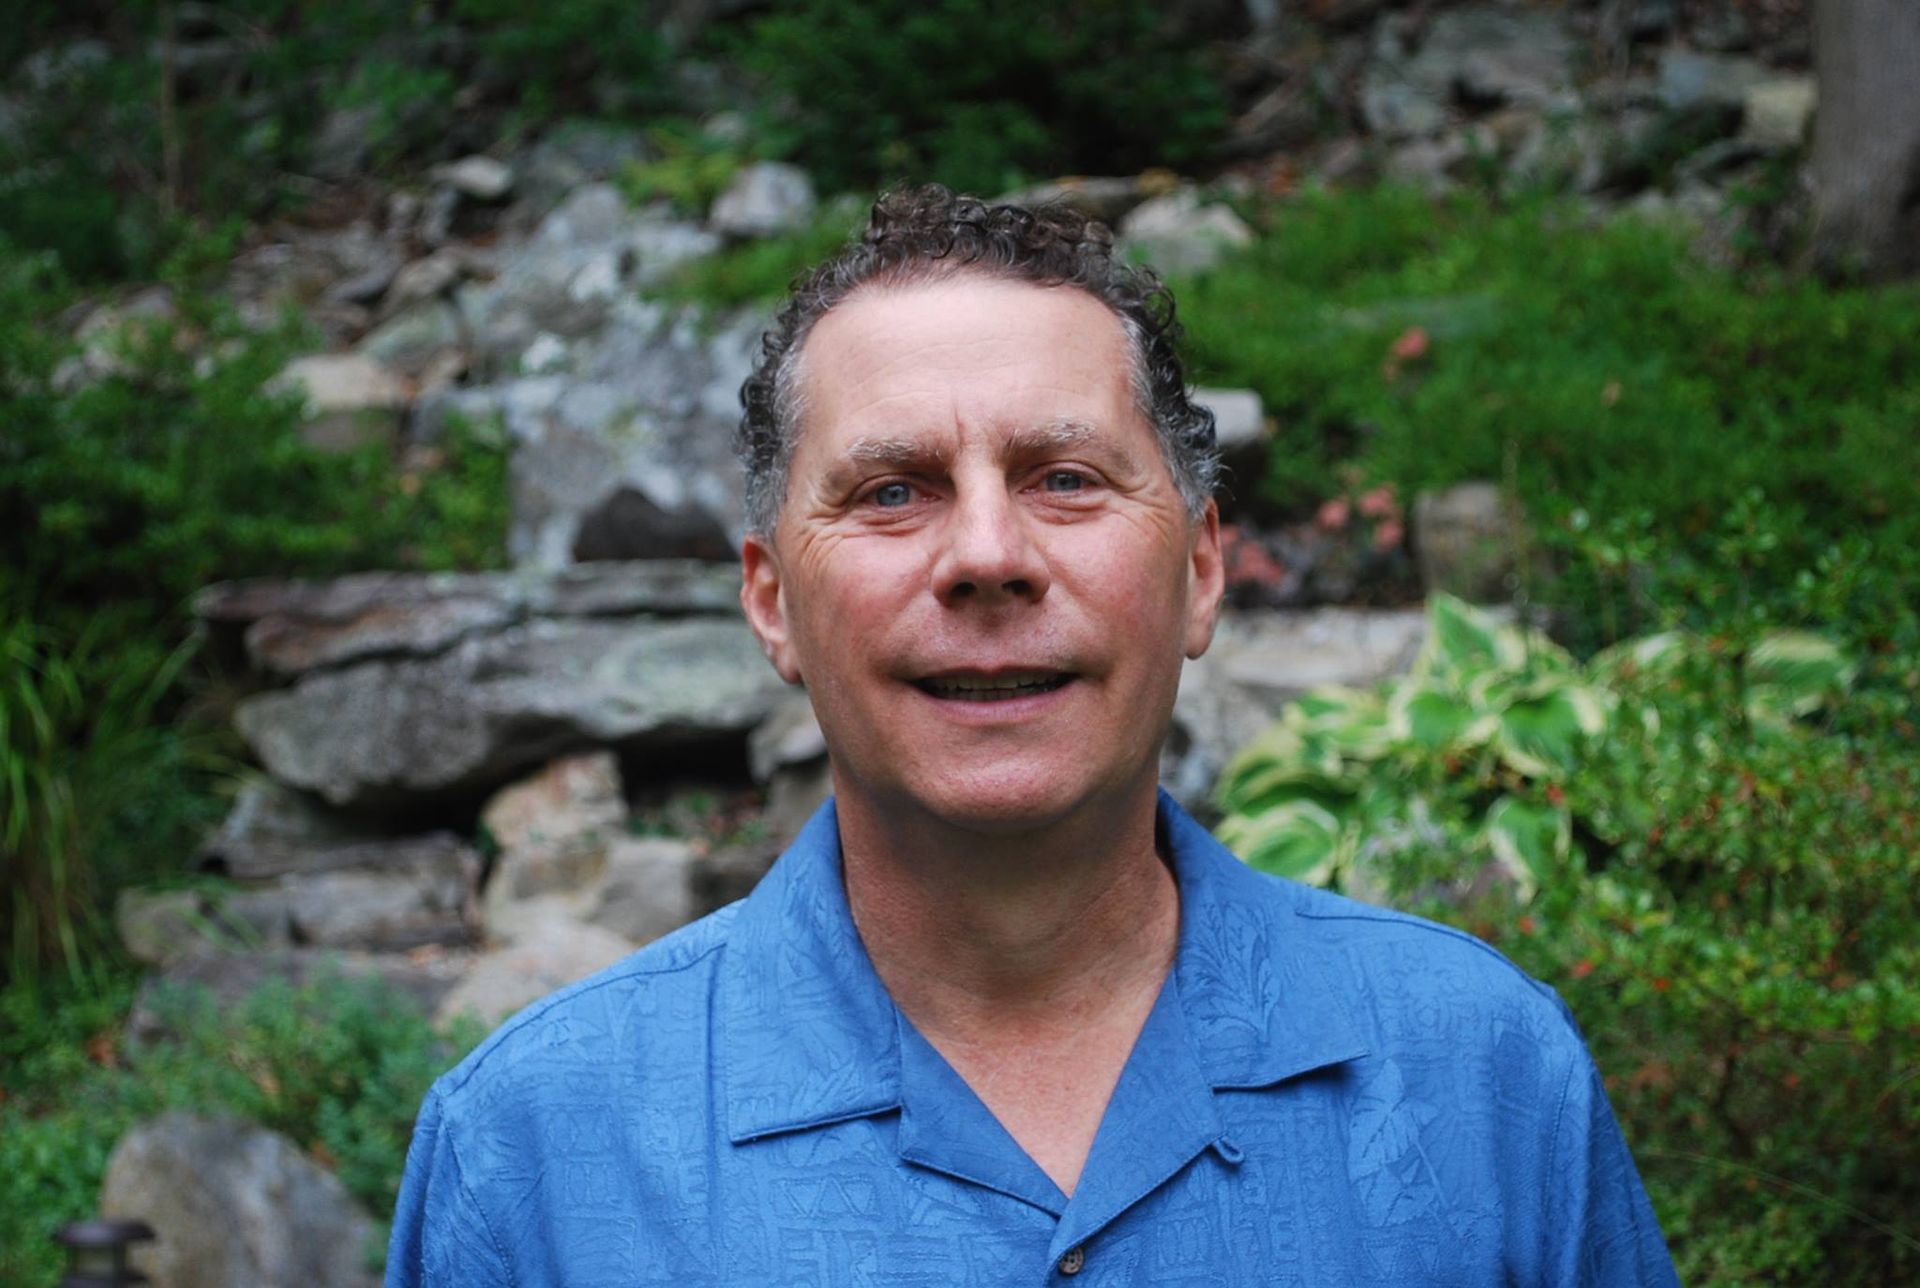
[{"xmin": 887, "ymin": 760, "xmax": 1146, "ymax": 838}]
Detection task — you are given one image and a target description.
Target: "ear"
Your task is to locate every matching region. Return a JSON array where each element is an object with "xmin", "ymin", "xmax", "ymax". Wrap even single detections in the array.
[
  {"xmin": 741, "ymin": 532, "xmax": 804, "ymax": 684},
  {"xmin": 1183, "ymin": 500, "xmax": 1226, "ymax": 661}
]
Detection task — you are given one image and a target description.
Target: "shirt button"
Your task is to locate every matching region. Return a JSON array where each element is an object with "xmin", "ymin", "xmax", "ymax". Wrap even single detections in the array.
[{"xmin": 1058, "ymin": 1246, "xmax": 1086, "ymax": 1276}]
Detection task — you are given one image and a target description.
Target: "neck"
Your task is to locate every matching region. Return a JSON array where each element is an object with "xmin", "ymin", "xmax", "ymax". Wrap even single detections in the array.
[{"xmin": 834, "ymin": 779, "xmax": 1180, "ymax": 1045}]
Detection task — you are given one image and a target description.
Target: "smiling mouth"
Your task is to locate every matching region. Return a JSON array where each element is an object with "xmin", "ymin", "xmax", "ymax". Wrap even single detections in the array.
[{"xmin": 913, "ymin": 672, "xmax": 1075, "ymax": 702}]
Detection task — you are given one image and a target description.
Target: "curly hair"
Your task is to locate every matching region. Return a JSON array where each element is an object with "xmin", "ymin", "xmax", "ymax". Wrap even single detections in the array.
[{"xmin": 736, "ymin": 185, "xmax": 1220, "ymax": 535}]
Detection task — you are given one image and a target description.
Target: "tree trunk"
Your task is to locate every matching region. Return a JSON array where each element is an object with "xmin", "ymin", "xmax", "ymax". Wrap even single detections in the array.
[{"xmin": 1810, "ymin": 0, "xmax": 1920, "ymax": 279}]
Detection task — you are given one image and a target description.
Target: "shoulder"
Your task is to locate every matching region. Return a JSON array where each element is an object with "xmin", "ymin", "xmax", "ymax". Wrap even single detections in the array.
[{"xmin": 431, "ymin": 902, "xmax": 741, "ymax": 1118}]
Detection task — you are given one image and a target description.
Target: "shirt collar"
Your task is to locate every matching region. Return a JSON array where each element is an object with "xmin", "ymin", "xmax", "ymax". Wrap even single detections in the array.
[{"xmin": 719, "ymin": 790, "xmax": 1369, "ymax": 1146}]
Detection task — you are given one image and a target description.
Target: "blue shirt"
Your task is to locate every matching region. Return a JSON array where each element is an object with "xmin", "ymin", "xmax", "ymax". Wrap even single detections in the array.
[{"xmin": 387, "ymin": 793, "xmax": 1678, "ymax": 1286}]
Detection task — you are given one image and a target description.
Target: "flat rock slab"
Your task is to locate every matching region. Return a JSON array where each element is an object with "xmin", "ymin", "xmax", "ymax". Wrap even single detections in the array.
[
  {"xmin": 235, "ymin": 615, "xmax": 788, "ymax": 808},
  {"xmin": 197, "ymin": 560, "xmax": 743, "ymax": 676}
]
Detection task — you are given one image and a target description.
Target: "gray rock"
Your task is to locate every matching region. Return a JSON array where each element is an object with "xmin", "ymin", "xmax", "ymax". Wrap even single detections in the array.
[
  {"xmin": 196, "ymin": 561, "xmax": 743, "ymax": 676},
  {"xmin": 355, "ymin": 299, "xmax": 464, "ymax": 380},
  {"xmin": 234, "ymin": 616, "xmax": 789, "ymax": 808},
  {"xmin": 1412, "ymin": 480, "xmax": 1520, "ymax": 603},
  {"xmin": 199, "ymin": 777, "xmax": 374, "ymax": 858},
  {"xmin": 1420, "ymin": 7, "xmax": 1577, "ymax": 107},
  {"xmin": 434, "ymin": 918, "xmax": 636, "ymax": 1027},
  {"xmin": 52, "ymin": 287, "xmax": 181, "ymax": 391},
  {"xmin": 100, "ymin": 1113, "xmax": 380, "ymax": 1288},
  {"xmin": 1118, "ymin": 189, "xmax": 1254, "ymax": 276},
  {"xmin": 1741, "ymin": 77, "xmax": 1817, "ymax": 151},
  {"xmin": 494, "ymin": 304, "xmax": 764, "ymax": 567},
  {"xmin": 747, "ymin": 692, "xmax": 826, "ymax": 782},
  {"xmin": 996, "ymin": 176, "xmax": 1155, "ymax": 227},
  {"xmin": 748, "ymin": 692, "xmax": 832, "ymax": 845},
  {"xmin": 432, "ymin": 154, "xmax": 514, "ymax": 202},
  {"xmin": 385, "ymin": 250, "xmax": 468, "ymax": 312},
  {"xmin": 1192, "ymin": 387, "xmax": 1266, "ymax": 452},
  {"xmin": 309, "ymin": 104, "xmax": 380, "ymax": 181},
  {"xmin": 1657, "ymin": 50, "xmax": 1768, "ymax": 112},
  {"xmin": 1363, "ymin": 6, "xmax": 1576, "ymax": 138},
  {"xmin": 1166, "ymin": 607, "xmax": 1430, "ymax": 809},
  {"xmin": 587, "ymin": 836, "xmax": 702, "ymax": 945},
  {"xmin": 480, "ymin": 752, "xmax": 625, "ymax": 909},
  {"xmin": 271, "ymin": 354, "xmax": 408, "ymax": 452},
  {"xmin": 115, "ymin": 890, "xmax": 213, "ymax": 968},
  {"xmin": 709, "ymin": 161, "xmax": 817, "ymax": 238},
  {"xmin": 1361, "ymin": 68, "xmax": 1450, "ymax": 139}
]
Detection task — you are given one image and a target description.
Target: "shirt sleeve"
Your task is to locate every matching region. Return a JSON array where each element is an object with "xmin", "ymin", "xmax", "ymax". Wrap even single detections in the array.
[
  {"xmin": 386, "ymin": 1083, "xmax": 516, "ymax": 1288},
  {"xmin": 1539, "ymin": 1050, "xmax": 1681, "ymax": 1287}
]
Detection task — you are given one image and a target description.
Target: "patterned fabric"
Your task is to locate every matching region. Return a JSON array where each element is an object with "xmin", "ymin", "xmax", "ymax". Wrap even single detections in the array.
[{"xmin": 387, "ymin": 793, "xmax": 1679, "ymax": 1286}]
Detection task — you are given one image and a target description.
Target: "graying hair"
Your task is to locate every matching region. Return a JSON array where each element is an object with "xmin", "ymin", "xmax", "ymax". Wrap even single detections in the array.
[{"xmin": 737, "ymin": 185, "xmax": 1220, "ymax": 535}]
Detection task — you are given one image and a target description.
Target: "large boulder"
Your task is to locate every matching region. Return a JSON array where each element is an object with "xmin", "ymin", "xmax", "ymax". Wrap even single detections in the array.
[
  {"xmin": 1117, "ymin": 189, "xmax": 1254, "ymax": 276},
  {"xmin": 234, "ymin": 615, "xmax": 788, "ymax": 809},
  {"xmin": 455, "ymin": 183, "xmax": 721, "ymax": 369},
  {"xmin": 709, "ymin": 161, "xmax": 817, "ymax": 238},
  {"xmin": 1166, "ymin": 607, "xmax": 1430, "ymax": 808},
  {"xmin": 416, "ymin": 301, "xmax": 763, "ymax": 567},
  {"xmin": 1362, "ymin": 5, "xmax": 1577, "ymax": 138},
  {"xmin": 100, "ymin": 1113, "xmax": 379, "ymax": 1288}
]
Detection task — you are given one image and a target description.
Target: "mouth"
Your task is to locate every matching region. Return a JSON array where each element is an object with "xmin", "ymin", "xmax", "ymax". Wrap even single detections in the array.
[{"xmin": 911, "ymin": 671, "xmax": 1076, "ymax": 703}]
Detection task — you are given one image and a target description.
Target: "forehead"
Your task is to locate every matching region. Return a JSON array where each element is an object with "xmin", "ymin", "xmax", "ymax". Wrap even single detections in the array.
[{"xmin": 791, "ymin": 275, "xmax": 1140, "ymax": 454}]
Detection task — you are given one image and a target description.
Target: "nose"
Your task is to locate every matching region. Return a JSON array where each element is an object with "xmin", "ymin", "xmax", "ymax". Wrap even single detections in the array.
[{"xmin": 929, "ymin": 477, "xmax": 1051, "ymax": 607}]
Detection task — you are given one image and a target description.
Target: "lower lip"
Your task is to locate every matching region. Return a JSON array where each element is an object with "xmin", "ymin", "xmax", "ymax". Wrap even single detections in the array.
[{"xmin": 908, "ymin": 677, "xmax": 1079, "ymax": 722}]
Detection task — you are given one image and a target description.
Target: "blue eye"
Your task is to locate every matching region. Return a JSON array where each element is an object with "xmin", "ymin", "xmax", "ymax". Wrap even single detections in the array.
[
  {"xmin": 872, "ymin": 482, "xmax": 913, "ymax": 507},
  {"xmin": 1043, "ymin": 471, "xmax": 1085, "ymax": 493}
]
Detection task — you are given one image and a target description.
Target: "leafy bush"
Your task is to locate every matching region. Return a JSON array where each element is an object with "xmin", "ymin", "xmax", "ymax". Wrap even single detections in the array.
[
  {"xmin": 1214, "ymin": 583, "xmax": 1920, "ymax": 1282},
  {"xmin": 0, "ymin": 619, "xmax": 232, "ymax": 988},
  {"xmin": 0, "ymin": 972, "xmax": 484, "ymax": 1288},
  {"xmin": 0, "ymin": 3, "xmax": 676, "ymax": 279},
  {"xmin": 0, "ymin": 239, "xmax": 507, "ymax": 982},
  {"xmin": 732, "ymin": 0, "xmax": 1228, "ymax": 195},
  {"xmin": 1176, "ymin": 187, "xmax": 1920, "ymax": 647},
  {"xmin": 653, "ymin": 202, "xmax": 867, "ymax": 311},
  {"xmin": 0, "ymin": 239, "xmax": 509, "ymax": 629}
]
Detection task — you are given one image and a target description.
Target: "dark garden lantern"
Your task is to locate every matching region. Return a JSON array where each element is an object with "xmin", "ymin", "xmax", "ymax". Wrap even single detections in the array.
[{"xmin": 53, "ymin": 1219, "xmax": 155, "ymax": 1286}]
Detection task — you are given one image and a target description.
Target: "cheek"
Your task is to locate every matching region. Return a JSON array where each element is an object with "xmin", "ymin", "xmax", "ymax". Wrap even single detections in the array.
[{"xmin": 789, "ymin": 538, "xmax": 924, "ymax": 654}]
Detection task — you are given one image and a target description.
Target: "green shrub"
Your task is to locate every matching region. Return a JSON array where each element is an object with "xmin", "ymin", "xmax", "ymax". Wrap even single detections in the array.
[
  {"xmin": 0, "ymin": 4, "xmax": 679, "ymax": 279},
  {"xmin": 1176, "ymin": 186, "xmax": 1920, "ymax": 648},
  {"xmin": 732, "ymin": 0, "xmax": 1228, "ymax": 195},
  {"xmin": 0, "ymin": 239, "xmax": 510, "ymax": 629},
  {"xmin": 0, "ymin": 971, "xmax": 484, "ymax": 1288},
  {"xmin": 1214, "ymin": 578, "xmax": 1920, "ymax": 1283},
  {"xmin": 0, "ymin": 618, "xmax": 233, "ymax": 988},
  {"xmin": 0, "ymin": 239, "xmax": 507, "ymax": 982},
  {"xmin": 653, "ymin": 202, "xmax": 867, "ymax": 311}
]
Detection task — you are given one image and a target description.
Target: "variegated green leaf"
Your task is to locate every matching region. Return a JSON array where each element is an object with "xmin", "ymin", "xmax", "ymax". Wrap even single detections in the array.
[
  {"xmin": 1491, "ymin": 685, "xmax": 1601, "ymax": 778},
  {"xmin": 1387, "ymin": 683, "xmax": 1478, "ymax": 749},
  {"xmin": 1482, "ymin": 794, "xmax": 1570, "ymax": 900},
  {"xmin": 1743, "ymin": 631, "xmax": 1856, "ymax": 722},
  {"xmin": 1215, "ymin": 798, "xmax": 1347, "ymax": 885}
]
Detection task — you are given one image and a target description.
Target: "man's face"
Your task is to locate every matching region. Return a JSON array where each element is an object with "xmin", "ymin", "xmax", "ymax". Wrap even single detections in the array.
[{"xmin": 740, "ymin": 274, "xmax": 1224, "ymax": 836}]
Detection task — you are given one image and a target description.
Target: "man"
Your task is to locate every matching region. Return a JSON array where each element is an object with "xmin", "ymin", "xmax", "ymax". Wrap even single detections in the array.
[{"xmin": 388, "ymin": 187, "xmax": 1678, "ymax": 1285}]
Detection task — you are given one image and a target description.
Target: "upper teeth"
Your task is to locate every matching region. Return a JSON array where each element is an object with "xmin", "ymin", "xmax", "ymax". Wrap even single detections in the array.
[{"xmin": 928, "ymin": 673, "xmax": 1056, "ymax": 692}]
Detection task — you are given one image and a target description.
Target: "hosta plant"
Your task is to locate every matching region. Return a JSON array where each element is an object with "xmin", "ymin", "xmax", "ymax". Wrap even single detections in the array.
[{"xmin": 1212, "ymin": 594, "xmax": 1854, "ymax": 901}]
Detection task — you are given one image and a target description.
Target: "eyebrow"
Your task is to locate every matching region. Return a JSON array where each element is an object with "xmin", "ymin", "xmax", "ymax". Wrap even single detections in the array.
[{"xmin": 834, "ymin": 420, "xmax": 1126, "ymax": 472}]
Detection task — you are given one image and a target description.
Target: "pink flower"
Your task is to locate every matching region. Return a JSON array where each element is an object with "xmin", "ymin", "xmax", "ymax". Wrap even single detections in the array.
[
  {"xmin": 1316, "ymin": 497, "xmax": 1351, "ymax": 531},
  {"xmin": 1371, "ymin": 518, "xmax": 1405, "ymax": 552},
  {"xmin": 1357, "ymin": 485, "xmax": 1397, "ymax": 520},
  {"xmin": 1390, "ymin": 326, "xmax": 1429, "ymax": 362}
]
